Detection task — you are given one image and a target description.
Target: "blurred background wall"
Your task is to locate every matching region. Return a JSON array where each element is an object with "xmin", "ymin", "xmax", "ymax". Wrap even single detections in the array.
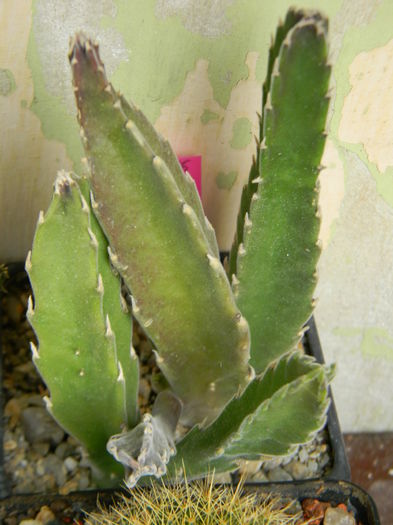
[{"xmin": 1, "ymin": 0, "xmax": 392, "ymax": 431}]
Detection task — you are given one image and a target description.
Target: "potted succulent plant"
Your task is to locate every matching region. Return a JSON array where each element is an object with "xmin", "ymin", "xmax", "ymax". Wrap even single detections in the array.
[
  {"xmin": 0, "ymin": 7, "xmax": 381, "ymax": 524},
  {"xmin": 24, "ymin": 8, "xmax": 332, "ymax": 488}
]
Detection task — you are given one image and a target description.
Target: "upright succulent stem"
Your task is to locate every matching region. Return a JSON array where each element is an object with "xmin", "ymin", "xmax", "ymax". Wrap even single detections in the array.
[
  {"xmin": 26, "ymin": 172, "xmax": 131, "ymax": 483},
  {"xmin": 230, "ymin": 11, "xmax": 331, "ymax": 374},
  {"xmin": 69, "ymin": 35, "xmax": 252, "ymax": 426}
]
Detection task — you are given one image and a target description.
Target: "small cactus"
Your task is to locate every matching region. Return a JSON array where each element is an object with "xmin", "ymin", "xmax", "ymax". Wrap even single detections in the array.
[
  {"xmin": 84, "ymin": 472, "xmax": 303, "ymax": 525},
  {"xmin": 26, "ymin": 8, "xmax": 333, "ymax": 487}
]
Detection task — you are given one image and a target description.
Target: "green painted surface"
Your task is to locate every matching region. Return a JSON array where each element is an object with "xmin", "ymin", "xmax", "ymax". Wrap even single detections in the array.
[
  {"xmin": 27, "ymin": 1, "xmax": 84, "ymax": 171},
  {"xmin": 334, "ymin": 327, "xmax": 393, "ymax": 361},
  {"xmin": 216, "ymin": 171, "xmax": 238, "ymax": 190},
  {"xmin": 26, "ymin": 0, "xmax": 342, "ymax": 174},
  {"xmin": 105, "ymin": 0, "xmax": 341, "ymax": 121},
  {"xmin": 330, "ymin": 0, "xmax": 393, "ymax": 207},
  {"xmin": 339, "ymin": 142, "xmax": 393, "ymax": 208},
  {"xmin": 230, "ymin": 117, "xmax": 252, "ymax": 149},
  {"xmin": 0, "ymin": 69, "xmax": 16, "ymax": 96},
  {"xmin": 200, "ymin": 109, "xmax": 220, "ymax": 124}
]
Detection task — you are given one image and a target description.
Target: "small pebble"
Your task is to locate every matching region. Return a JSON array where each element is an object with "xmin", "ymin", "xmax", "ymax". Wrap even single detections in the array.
[
  {"xmin": 5, "ymin": 295, "xmax": 24, "ymax": 323},
  {"xmin": 59, "ymin": 478, "xmax": 79, "ymax": 495},
  {"xmin": 299, "ymin": 448, "xmax": 309, "ymax": 463},
  {"xmin": 41, "ymin": 454, "xmax": 67, "ymax": 486},
  {"xmin": 324, "ymin": 506, "xmax": 356, "ymax": 525},
  {"xmin": 64, "ymin": 456, "xmax": 78, "ymax": 473},
  {"xmin": 32, "ymin": 442, "xmax": 50, "ymax": 457},
  {"xmin": 35, "ymin": 506, "xmax": 56, "ymax": 524},
  {"xmin": 238, "ymin": 460, "xmax": 263, "ymax": 476},
  {"xmin": 138, "ymin": 378, "xmax": 151, "ymax": 401},
  {"xmin": 307, "ymin": 459, "xmax": 319, "ymax": 474},
  {"xmin": 284, "ymin": 460, "xmax": 310, "ymax": 480},
  {"xmin": 267, "ymin": 467, "xmax": 293, "ymax": 482},
  {"xmin": 54, "ymin": 441, "xmax": 72, "ymax": 459},
  {"xmin": 78, "ymin": 471, "xmax": 91, "ymax": 490},
  {"xmin": 21, "ymin": 407, "xmax": 65, "ymax": 445},
  {"xmin": 4, "ymin": 439, "xmax": 18, "ymax": 452}
]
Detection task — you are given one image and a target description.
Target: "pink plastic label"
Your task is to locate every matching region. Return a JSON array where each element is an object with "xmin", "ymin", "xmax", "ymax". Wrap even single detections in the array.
[{"xmin": 178, "ymin": 156, "xmax": 202, "ymax": 197}]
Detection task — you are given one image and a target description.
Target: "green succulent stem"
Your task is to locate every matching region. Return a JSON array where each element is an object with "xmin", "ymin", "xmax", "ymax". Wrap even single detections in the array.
[
  {"xmin": 70, "ymin": 34, "xmax": 252, "ymax": 427},
  {"xmin": 230, "ymin": 11, "xmax": 331, "ymax": 374}
]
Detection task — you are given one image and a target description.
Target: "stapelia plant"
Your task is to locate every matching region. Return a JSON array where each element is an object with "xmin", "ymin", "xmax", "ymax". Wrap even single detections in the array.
[{"xmin": 26, "ymin": 9, "xmax": 333, "ymax": 487}]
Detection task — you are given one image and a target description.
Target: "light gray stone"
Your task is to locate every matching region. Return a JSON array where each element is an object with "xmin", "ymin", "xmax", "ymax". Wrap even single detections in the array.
[
  {"xmin": 41, "ymin": 454, "xmax": 67, "ymax": 487},
  {"xmin": 267, "ymin": 467, "xmax": 293, "ymax": 482},
  {"xmin": 284, "ymin": 460, "xmax": 311, "ymax": 480},
  {"xmin": 21, "ymin": 406, "xmax": 64, "ymax": 445},
  {"xmin": 64, "ymin": 456, "xmax": 78, "ymax": 473},
  {"xmin": 324, "ymin": 507, "xmax": 356, "ymax": 525}
]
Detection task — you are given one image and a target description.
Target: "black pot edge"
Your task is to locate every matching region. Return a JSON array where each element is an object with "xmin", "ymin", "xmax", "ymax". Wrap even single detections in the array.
[
  {"xmin": 304, "ymin": 315, "xmax": 351, "ymax": 482},
  {"xmin": 0, "ymin": 263, "xmax": 349, "ymax": 491},
  {"xmin": 0, "ymin": 480, "xmax": 381, "ymax": 525}
]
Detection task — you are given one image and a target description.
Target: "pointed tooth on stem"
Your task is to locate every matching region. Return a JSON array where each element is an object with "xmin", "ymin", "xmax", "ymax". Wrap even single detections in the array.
[
  {"xmin": 244, "ymin": 213, "xmax": 252, "ymax": 231},
  {"xmin": 235, "ymin": 313, "xmax": 248, "ymax": 332},
  {"xmin": 181, "ymin": 203, "xmax": 193, "ymax": 217},
  {"xmin": 206, "ymin": 253, "xmax": 221, "ymax": 271},
  {"xmin": 247, "ymin": 365, "xmax": 255, "ymax": 381},
  {"xmin": 265, "ymin": 92, "xmax": 273, "ymax": 111},
  {"xmin": 105, "ymin": 314, "xmax": 114, "ymax": 338},
  {"xmin": 153, "ymin": 350, "xmax": 164, "ymax": 365},
  {"xmin": 25, "ymin": 250, "xmax": 32, "ymax": 272},
  {"xmin": 27, "ymin": 295, "xmax": 34, "ymax": 318},
  {"xmin": 90, "ymin": 190, "xmax": 98, "ymax": 210},
  {"xmin": 232, "ymin": 273, "xmax": 240, "ymax": 287},
  {"xmin": 238, "ymin": 243, "xmax": 246, "ymax": 257},
  {"xmin": 117, "ymin": 362, "xmax": 125, "ymax": 383},
  {"xmin": 30, "ymin": 341, "xmax": 39, "ymax": 360},
  {"xmin": 130, "ymin": 295, "xmax": 140, "ymax": 314},
  {"xmin": 125, "ymin": 120, "xmax": 147, "ymax": 149},
  {"xmin": 43, "ymin": 396, "xmax": 53, "ymax": 410},
  {"xmin": 272, "ymin": 57, "xmax": 280, "ymax": 78},
  {"xmin": 119, "ymin": 293, "xmax": 128, "ymax": 313},
  {"xmin": 80, "ymin": 194, "xmax": 89, "ymax": 214},
  {"xmin": 87, "ymin": 227, "xmax": 98, "ymax": 249},
  {"xmin": 97, "ymin": 273, "xmax": 104, "ymax": 295}
]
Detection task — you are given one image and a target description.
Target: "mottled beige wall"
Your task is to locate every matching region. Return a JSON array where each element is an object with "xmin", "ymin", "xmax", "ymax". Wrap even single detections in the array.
[{"xmin": 0, "ymin": 0, "xmax": 392, "ymax": 430}]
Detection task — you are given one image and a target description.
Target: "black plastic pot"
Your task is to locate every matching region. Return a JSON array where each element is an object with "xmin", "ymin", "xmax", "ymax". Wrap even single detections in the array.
[
  {"xmin": 0, "ymin": 263, "xmax": 379, "ymax": 523},
  {"xmin": 0, "ymin": 480, "xmax": 381, "ymax": 524}
]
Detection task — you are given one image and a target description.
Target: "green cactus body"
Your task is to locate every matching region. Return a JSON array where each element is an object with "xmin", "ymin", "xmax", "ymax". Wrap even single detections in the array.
[
  {"xmin": 116, "ymin": 94, "xmax": 219, "ymax": 258},
  {"xmin": 69, "ymin": 35, "xmax": 252, "ymax": 427},
  {"xmin": 229, "ymin": 9, "xmax": 304, "ymax": 277},
  {"xmin": 166, "ymin": 352, "xmax": 331, "ymax": 480},
  {"xmin": 26, "ymin": 172, "xmax": 132, "ymax": 482},
  {"xmin": 232, "ymin": 13, "xmax": 331, "ymax": 374},
  {"xmin": 78, "ymin": 177, "xmax": 139, "ymax": 429}
]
